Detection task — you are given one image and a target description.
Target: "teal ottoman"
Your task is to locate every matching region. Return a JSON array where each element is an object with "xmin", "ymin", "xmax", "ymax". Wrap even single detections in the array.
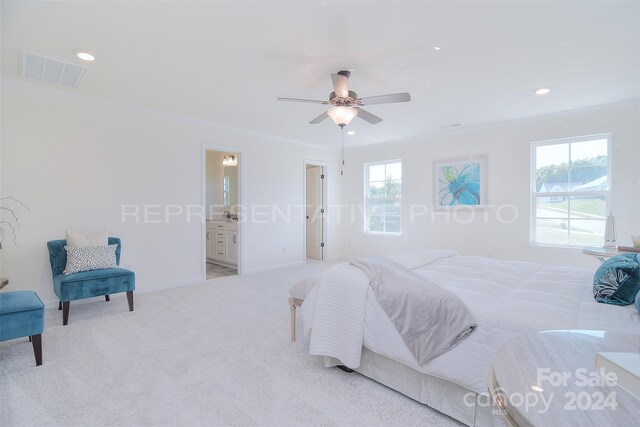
[{"xmin": 0, "ymin": 291, "xmax": 44, "ymax": 366}]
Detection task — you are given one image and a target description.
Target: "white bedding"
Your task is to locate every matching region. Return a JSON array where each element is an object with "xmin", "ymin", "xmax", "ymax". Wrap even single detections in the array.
[
  {"xmin": 305, "ymin": 263, "xmax": 369, "ymax": 368},
  {"xmin": 303, "ymin": 249, "xmax": 640, "ymax": 396}
]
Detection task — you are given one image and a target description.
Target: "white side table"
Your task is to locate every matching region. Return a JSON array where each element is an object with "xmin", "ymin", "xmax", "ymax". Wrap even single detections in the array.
[{"xmin": 489, "ymin": 330, "xmax": 640, "ymax": 427}]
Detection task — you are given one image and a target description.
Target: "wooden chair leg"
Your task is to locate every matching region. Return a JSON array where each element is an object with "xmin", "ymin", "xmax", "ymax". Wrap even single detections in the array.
[
  {"xmin": 126, "ymin": 291, "xmax": 134, "ymax": 311},
  {"xmin": 289, "ymin": 297, "xmax": 296, "ymax": 342},
  {"xmin": 62, "ymin": 301, "xmax": 70, "ymax": 326},
  {"xmin": 58, "ymin": 301, "xmax": 62, "ymax": 310},
  {"xmin": 105, "ymin": 295, "xmax": 110, "ymax": 302},
  {"xmin": 31, "ymin": 334, "xmax": 42, "ymax": 366}
]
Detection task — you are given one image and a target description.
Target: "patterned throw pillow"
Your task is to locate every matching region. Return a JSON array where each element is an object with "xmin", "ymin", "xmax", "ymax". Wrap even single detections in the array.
[
  {"xmin": 64, "ymin": 245, "xmax": 118, "ymax": 275},
  {"xmin": 593, "ymin": 253, "xmax": 640, "ymax": 306}
]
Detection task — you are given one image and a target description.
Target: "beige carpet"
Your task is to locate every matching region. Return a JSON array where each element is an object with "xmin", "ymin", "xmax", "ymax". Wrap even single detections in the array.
[{"xmin": 0, "ymin": 261, "xmax": 460, "ymax": 426}]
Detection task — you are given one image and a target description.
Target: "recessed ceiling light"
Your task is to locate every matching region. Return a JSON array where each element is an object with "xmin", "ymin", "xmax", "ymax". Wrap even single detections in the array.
[
  {"xmin": 347, "ymin": 130, "xmax": 356, "ymax": 135},
  {"xmin": 433, "ymin": 46, "xmax": 441, "ymax": 51},
  {"xmin": 535, "ymin": 87, "xmax": 551, "ymax": 95},
  {"xmin": 76, "ymin": 52, "xmax": 95, "ymax": 62}
]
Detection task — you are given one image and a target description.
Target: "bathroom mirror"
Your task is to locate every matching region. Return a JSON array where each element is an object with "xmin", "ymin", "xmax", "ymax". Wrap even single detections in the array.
[
  {"xmin": 223, "ymin": 164, "xmax": 238, "ymax": 209},
  {"xmin": 205, "ymin": 150, "xmax": 239, "ymax": 219}
]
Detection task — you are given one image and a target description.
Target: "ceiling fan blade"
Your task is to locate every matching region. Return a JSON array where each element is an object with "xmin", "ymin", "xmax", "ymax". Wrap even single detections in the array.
[
  {"xmin": 354, "ymin": 107, "xmax": 383, "ymax": 124},
  {"xmin": 309, "ymin": 111, "xmax": 329, "ymax": 124},
  {"xmin": 277, "ymin": 97, "xmax": 328, "ymax": 104},
  {"xmin": 358, "ymin": 92, "xmax": 411, "ymax": 105},
  {"xmin": 331, "ymin": 74, "xmax": 349, "ymax": 98}
]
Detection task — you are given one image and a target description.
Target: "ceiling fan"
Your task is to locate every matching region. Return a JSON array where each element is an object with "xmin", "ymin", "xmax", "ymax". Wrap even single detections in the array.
[{"xmin": 277, "ymin": 70, "xmax": 411, "ymax": 127}]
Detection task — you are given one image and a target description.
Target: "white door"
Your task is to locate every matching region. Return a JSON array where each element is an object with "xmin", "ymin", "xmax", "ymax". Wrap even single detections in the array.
[{"xmin": 306, "ymin": 166, "xmax": 324, "ymax": 260}]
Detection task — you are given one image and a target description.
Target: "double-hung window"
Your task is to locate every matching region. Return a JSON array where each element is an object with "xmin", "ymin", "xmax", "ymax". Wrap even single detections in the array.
[
  {"xmin": 531, "ymin": 134, "xmax": 610, "ymax": 247},
  {"xmin": 365, "ymin": 160, "xmax": 402, "ymax": 234}
]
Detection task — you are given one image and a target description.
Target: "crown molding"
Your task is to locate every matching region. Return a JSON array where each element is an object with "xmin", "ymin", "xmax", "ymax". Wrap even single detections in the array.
[
  {"xmin": 347, "ymin": 98, "xmax": 640, "ymax": 151},
  {"xmin": 1, "ymin": 77, "xmax": 338, "ymax": 152},
  {"xmin": 4, "ymin": 77, "xmax": 636, "ymax": 154}
]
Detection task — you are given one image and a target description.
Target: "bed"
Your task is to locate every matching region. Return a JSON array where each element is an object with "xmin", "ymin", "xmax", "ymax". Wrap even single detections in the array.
[{"xmin": 301, "ymin": 249, "xmax": 640, "ymax": 426}]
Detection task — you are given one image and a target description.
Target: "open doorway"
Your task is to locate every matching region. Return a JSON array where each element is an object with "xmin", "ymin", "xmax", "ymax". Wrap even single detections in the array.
[
  {"xmin": 204, "ymin": 148, "xmax": 240, "ymax": 279},
  {"xmin": 304, "ymin": 161, "xmax": 327, "ymax": 261}
]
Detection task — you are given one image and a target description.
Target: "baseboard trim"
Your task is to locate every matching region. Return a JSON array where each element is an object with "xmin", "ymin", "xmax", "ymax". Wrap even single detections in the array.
[
  {"xmin": 243, "ymin": 260, "xmax": 305, "ymax": 275},
  {"xmin": 41, "ymin": 277, "xmax": 203, "ymax": 309},
  {"xmin": 39, "ymin": 257, "xmax": 326, "ymax": 308},
  {"xmin": 136, "ymin": 277, "xmax": 204, "ymax": 294}
]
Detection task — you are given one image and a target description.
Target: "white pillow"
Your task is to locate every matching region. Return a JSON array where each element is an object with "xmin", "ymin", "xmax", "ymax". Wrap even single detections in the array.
[
  {"xmin": 66, "ymin": 229, "xmax": 108, "ymax": 247},
  {"xmin": 63, "ymin": 244, "xmax": 118, "ymax": 275}
]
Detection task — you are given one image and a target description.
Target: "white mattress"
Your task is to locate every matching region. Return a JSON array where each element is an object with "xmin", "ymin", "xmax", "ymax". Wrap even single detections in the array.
[{"xmin": 311, "ymin": 252, "xmax": 640, "ymax": 397}]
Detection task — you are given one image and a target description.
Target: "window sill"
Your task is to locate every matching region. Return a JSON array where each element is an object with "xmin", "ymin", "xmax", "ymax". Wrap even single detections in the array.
[
  {"xmin": 528, "ymin": 242, "xmax": 589, "ymax": 252},
  {"xmin": 363, "ymin": 231, "xmax": 402, "ymax": 238}
]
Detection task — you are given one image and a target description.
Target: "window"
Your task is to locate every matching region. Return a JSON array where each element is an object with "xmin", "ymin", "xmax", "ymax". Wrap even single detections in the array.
[
  {"xmin": 531, "ymin": 134, "xmax": 610, "ymax": 247},
  {"xmin": 365, "ymin": 160, "xmax": 402, "ymax": 234},
  {"xmin": 223, "ymin": 176, "xmax": 230, "ymax": 206}
]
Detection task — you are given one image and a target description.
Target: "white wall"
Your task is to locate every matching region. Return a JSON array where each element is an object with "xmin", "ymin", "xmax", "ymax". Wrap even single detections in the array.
[
  {"xmin": 0, "ymin": 79, "xmax": 340, "ymax": 303},
  {"xmin": 339, "ymin": 101, "xmax": 640, "ymax": 270}
]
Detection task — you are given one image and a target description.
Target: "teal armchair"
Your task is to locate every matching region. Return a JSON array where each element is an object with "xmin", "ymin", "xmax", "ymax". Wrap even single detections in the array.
[{"xmin": 46, "ymin": 237, "xmax": 135, "ymax": 325}]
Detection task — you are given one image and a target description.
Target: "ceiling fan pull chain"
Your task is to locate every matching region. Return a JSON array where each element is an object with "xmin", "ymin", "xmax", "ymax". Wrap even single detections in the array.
[{"xmin": 340, "ymin": 125, "xmax": 345, "ymax": 176}]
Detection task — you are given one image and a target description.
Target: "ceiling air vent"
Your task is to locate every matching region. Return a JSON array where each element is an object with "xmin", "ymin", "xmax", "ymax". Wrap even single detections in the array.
[{"xmin": 20, "ymin": 50, "xmax": 86, "ymax": 88}]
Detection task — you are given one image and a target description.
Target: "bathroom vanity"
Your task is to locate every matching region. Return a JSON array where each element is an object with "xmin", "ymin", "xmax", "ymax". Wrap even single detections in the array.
[{"xmin": 206, "ymin": 220, "xmax": 238, "ymax": 267}]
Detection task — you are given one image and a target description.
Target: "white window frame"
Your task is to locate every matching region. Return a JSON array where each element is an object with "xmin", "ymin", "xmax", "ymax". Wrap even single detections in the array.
[
  {"xmin": 530, "ymin": 133, "xmax": 611, "ymax": 248},
  {"xmin": 364, "ymin": 159, "xmax": 402, "ymax": 235}
]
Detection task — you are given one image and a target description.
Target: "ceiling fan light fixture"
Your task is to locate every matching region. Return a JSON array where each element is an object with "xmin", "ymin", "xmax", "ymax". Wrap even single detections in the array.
[{"xmin": 327, "ymin": 106, "xmax": 358, "ymax": 127}]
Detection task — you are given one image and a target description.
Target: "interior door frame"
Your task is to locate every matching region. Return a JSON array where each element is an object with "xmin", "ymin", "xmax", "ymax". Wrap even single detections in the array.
[
  {"xmin": 201, "ymin": 143, "xmax": 244, "ymax": 280},
  {"xmin": 303, "ymin": 159, "xmax": 328, "ymax": 261}
]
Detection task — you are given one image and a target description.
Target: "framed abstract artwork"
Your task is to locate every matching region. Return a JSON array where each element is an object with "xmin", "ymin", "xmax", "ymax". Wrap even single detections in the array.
[{"xmin": 434, "ymin": 156, "xmax": 487, "ymax": 210}]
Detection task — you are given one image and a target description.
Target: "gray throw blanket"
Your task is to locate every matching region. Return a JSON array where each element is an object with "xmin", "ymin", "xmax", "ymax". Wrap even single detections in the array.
[{"xmin": 351, "ymin": 256, "xmax": 476, "ymax": 365}]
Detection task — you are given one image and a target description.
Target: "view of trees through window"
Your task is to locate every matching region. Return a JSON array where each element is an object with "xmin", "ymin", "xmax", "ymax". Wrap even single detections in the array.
[
  {"xmin": 532, "ymin": 136, "xmax": 609, "ymax": 246},
  {"xmin": 365, "ymin": 161, "xmax": 401, "ymax": 234}
]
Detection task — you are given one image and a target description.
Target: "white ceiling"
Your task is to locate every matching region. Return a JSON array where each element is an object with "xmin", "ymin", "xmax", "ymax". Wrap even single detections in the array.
[{"xmin": 2, "ymin": 1, "xmax": 639, "ymax": 148}]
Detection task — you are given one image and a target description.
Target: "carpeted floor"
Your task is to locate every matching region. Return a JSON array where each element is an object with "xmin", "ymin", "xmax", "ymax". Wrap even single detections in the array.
[{"xmin": 0, "ymin": 261, "xmax": 461, "ymax": 426}]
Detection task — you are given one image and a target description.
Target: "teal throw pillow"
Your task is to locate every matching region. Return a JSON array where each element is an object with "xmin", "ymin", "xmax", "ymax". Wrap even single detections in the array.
[{"xmin": 593, "ymin": 253, "xmax": 640, "ymax": 306}]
